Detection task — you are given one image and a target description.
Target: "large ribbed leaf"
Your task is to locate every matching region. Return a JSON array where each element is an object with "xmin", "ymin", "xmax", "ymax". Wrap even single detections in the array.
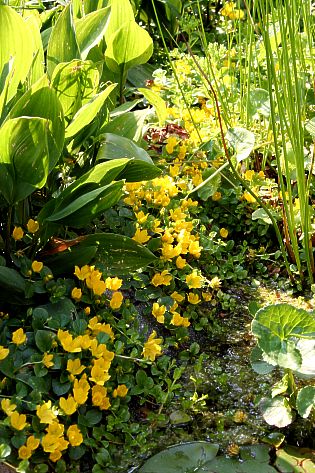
[
  {"xmin": 75, "ymin": 7, "xmax": 111, "ymax": 60},
  {"xmin": 7, "ymin": 82, "xmax": 64, "ymax": 170},
  {"xmin": 97, "ymin": 133, "xmax": 154, "ymax": 163},
  {"xmin": 65, "ymin": 83, "xmax": 117, "ymax": 138},
  {"xmin": 24, "ymin": 13, "xmax": 45, "ymax": 85},
  {"xmin": 105, "ymin": 20, "xmax": 153, "ymax": 75},
  {"xmin": 46, "ymin": 182, "xmax": 123, "ymax": 226},
  {"xmin": 52, "ymin": 60, "xmax": 100, "ymax": 120},
  {"xmin": 0, "ymin": 5, "xmax": 36, "ymax": 102},
  {"xmin": 104, "ymin": 0, "xmax": 134, "ymax": 44},
  {"xmin": 47, "ymin": 4, "xmax": 80, "ymax": 78},
  {"xmin": 0, "ymin": 117, "xmax": 49, "ymax": 205}
]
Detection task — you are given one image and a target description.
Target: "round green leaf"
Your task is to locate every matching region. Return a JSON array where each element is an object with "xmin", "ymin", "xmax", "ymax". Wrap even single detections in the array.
[
  {"xmin": 259, "ymin": 396, "xmax": 293, "ymax": 427},
  {"xmin": 226, "ymin": 127, "xmax": 255, "ymax": 162},
  {"xmin": 296, "ymin": 386, "xmax": 315, "ymax": 418}
]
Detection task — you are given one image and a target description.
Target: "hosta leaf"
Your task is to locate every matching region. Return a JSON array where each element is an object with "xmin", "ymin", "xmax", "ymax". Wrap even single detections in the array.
[
  {"xmin": 105, "ymin": 20, "xmax": 153, "ymax": 75},
  {"xmin": 0, "ymin": 117, "xmax": 49, "ymax": 204},
  {"xmin": 0, "ymin": 5, "xmax": 36, "ymax": 102},
  {"xmin": 47, "ymin": 4, "xmax": 80, "ymax": 78},
  {"xmin": 7, "ymin": 83, "xmax": 64, "ymax": 171},
  {"xmin": 46, "ymin": 182, "xmax": 123, "ymax": 227},
  {"xmin": 51, "ymin": 60, "xmax": 100, "ymax": 120},
  {"xmin": 75, "ymin": 7, "xmax": 111, "ymax": 60},
  {"xmin": 65, "ymin": 83, "xmax": 117, "ymax": 138},
  {"xmin": 101, "ymin": 109, "xmax": 150, "ymax": 143},
  {"xmin": 259, "ymin": 396, "xmax": 293, "ymax": 428},
  {"xmin": 116, "ymin": 159, "xmax": 161, "ymax": 182},
  {"xmin": 138, "ymin": 87, "xmax": 167, "ymax": 126},
  {"xmin": 296, "ymin": 386, "xmax": 315, "ymax": 418},
  {"xmin": 0, "ymin": 267, "xmax": 26, "ymax": 294},
  {"xmin": 104, "ymin": 0, "xmax": 134, "ymax": 44},
  {"xmin": 226, "ymin": 127, "xmax": 255, "ymax": 162},
  {"xmin": 24, "ymin": 13, "xmax": 45, "ymax": 85},
  {"xmin": 97, "ymin": 133, "xmax": 153, "ymax": 163}
]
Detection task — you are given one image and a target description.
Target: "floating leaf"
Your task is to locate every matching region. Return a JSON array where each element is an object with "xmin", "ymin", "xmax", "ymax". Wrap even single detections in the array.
[
  {"xmin": 275, "ymin": 446, "xmax": 315, "ymax": 473},
  {"xmin": 138, "ymin": 441, "xmax": 219, "ymax": 473},
  {"xmin": 296, "ymin": 386, "xmax": 315, "ymax": 418},
  {"xmin": 259, "ymin": 396, "xmax": 293, "ymax": 427}
]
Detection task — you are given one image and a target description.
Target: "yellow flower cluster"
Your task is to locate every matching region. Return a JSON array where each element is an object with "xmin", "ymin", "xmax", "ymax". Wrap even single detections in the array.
[
  {"xmin": 220, "ymin": 1, "xmax": 245, "ymax": 20},
  {"xmin": 74, "ymin": 265, "xmax": 123, "ymax": 309}
]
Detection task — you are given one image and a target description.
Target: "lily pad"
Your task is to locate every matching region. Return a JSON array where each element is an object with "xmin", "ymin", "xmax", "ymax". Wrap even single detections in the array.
[
  {"xmin": 275, "ymin": 447, "xmax": 315, "ymax": 473},
  {"xmin": 138, "ymin": 441, "xmax": 219, "ymax": 473}
]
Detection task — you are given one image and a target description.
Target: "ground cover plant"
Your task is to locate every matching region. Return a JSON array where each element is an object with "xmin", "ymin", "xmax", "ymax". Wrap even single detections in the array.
[{"xmin": 0, "ymin": 0, "xmax": 314, "ymax": 472}]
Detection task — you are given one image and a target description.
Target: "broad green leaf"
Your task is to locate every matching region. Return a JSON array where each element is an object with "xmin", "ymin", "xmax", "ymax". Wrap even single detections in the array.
[
  {"xmin": 197, "ymin": 168, "xmax": 221, "ymax": 201},
  {"xmin": 0, "ymin": 58, "xmax": 14, "ymax": 121},
  {"xmin": 65, "ymin": 83, "xmax": 117, "ymax": 138},
  {"xmin": 24, "ymin": 13, "xmax": 45, "ymax": 84},
  {"xmin": 35, "ymin": 330, "xmax": 54, "ymax": 353},
  {"xmin": 0, "ymin": 267, "xmax": 26, "ymax": 293},
  {"xmin": 75, "ymin": 7, "xmax": 111, "ymax": 60},
  {"xmin": 110, "ymin": 99, "xmax": 141, "ymax": 117},
  {"xmin": 276, "ymin": 446, "xmax": 315, "ymax": 473},
  {"xmin": 47, "ymin": 4, "xmax": 80, "ymax": 78},
  {"xmin": 116, "ymin": 159, "xmax": 161, "ymax": 182},
  {"xmin": 252, "ymin": 208, "xmax": 273, "ymax": 225},
  {"xmin": 226, "ymin": 127, "xmax": 255, "ymax": 162},
  {"xmin": 0, "ymin": 444, "xmax": 11, "ymax": 459},
  {"xmin": 104, "ymin": 0, "xmax": 134, "ymax": 44},
  {"xmin": 83, "ymin": 0, "xmax": 111, "ymax": 14},
  {"xmin": 0, "ymin": 5, "xmax": 36, "ymax": 101},
  {"xmin": 105, "ymin": 20, "xmax": 153, "ymax": 75},
  {"xmin": 101, "ymin": 109, "xmax": 150, "ymax": 143},
  {"xmin": 248, "ymin": 89, "xmax": 270, "ymax": 118},
  {"xmin": 250, "ymin": 346, "xmax": 275, "ymax": 375},
  {"xmin": 7, "ymin": 84, "xmax": 65, "ymax": 171},
  {"xmin": 52, "ymin": 60, "xmax": 100, "ymax": 120},
  {"xmin": 138, "ymin": 87, "xmax": 167, "ymax": 126},
  {"xmin": 251, "ymin": 304, "xmax": 315, "ymax": 368},
  {"xmin": 43, "ymin": 246, "xmax": 98, "ymax": 277},
  {"xmin": 259, "ymin": 396, "xmax": 293, "ymax": 428},
  {"xmin": 46, "ymin": 182, "xmax": 123, "ymax": 227},
  {"xmin": 97, "ymin": 133, "xmax": 154, "ymax": 163},
  {"xmin": 295, "ymin": 339, "xmax": 315, "ymax": 377},
  {"xmin": 296, "ymin": 386, "xmax": 315, "ymax": 418},
  {"xmin": 139, "ymin": 441, "xmax": 219, "ymax": 473},
  {"xmin": 0, "ymin": 117, "xmax": 49, "ymax": 204}
]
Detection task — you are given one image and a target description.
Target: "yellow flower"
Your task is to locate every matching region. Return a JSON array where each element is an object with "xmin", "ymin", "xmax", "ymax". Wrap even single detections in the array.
[
  {"xmin": 135, "ymin": 211, "xmax": 148, "ymax": 224},
  {"xmin": 258, "ymin": 171, "xmax": 265, "ymax": 179},
  {"xmin": 57, "ymin": 330, "xmax": 81, "ymax": 353},
  {"xmin": 229, "ymin": 9, "xmax": 244, "ymax": 19},
  {"xmin": 202, "ymin": 292, "xmax": 212, "ymax": 301},
  {"xmin": 209, "ymin": 276, "xmax": 221, "ymax": 290},
  {"xmin": 18, "ymin": 445, "xmax": 32, "ymax": 460},
  {"xmin": 10, "ymin": 411, "xmax": 28, "ymax": 430},
  {"xmin": 12, "ymin": 226, "xmax": 24, "ymax": 241},
  {"xmin": 74, "ymin": 265, "xmax": 91, "ymax": 281},
  {"xmin": 220, "ymin": 228, "xmax": 229, "ymax": 238},
  {"xmin": 110, "ymin": 291, "xmax": 123, "ymax": 310},
  {"xmin": 132, "ymin": 228, "xmax": 151, "ymax": 244},
  {"xmin": 59, "ymin": 396, "xmax": 78, "ymax": 416},
  {"xmin": 89, "ymin": 358, "xmax": 111, "ymax": 386},
  {"xmin": 188, "ymin": 293, "xmax": 201, "ymax": 305},
  {"xmin": 188, "ymin": 240, "xmax": 202, "ymax": 258},
  {"xmin": 186, "ymin": 271, "xmax": 203, "ymax": 289},
  {"xmin": 151, "ymin": 270, "xmax": 172, "ymax": 287},
  {"xmin": 49, "ymin": 450, "xmax": 62, "ymax": 462},
  {"xmin": 152, "ymin": 303, "xmax": 166, "ymax": 323},
  {"xmin": 36, "ymin": 401, "xmax": 57, "ymax": 424},
  {"xmin": 165, "ymin": 136, "xmax": 178, "ymax": 154},
  {"xmin": 113, "ymin": 384, "xmax": 128, "ymax": 398},
  {"xmin": 26, "ymin": 435, "xmax": 40, "ymax": 451},
  {"xmin": 42, "ymin": 352, "xmax": 54, "ymax": 368},
  {"xmin": 71, "ymin": 287, "xmax": 82, "ymax": 301},
  {"xmin": 84, "ymin": 306, "xmax": 91, "ymax": 315},
  {"xmin": 244, "ymin": 170, "xmax": 255, "ymax": 181},
  {"xmin": 212, "ymin": 191, "xmax": 222, "ymax": 201},
  {"xmin": 171, "ymin": 291, "xmax": 185, "ymax": 303},
  {"xmin": 67, "ymin": 358, "xmax": 85, "ymax": 376},
  {"xmin": 67, "ymin": 424, "xmax": 83, "ymax": 446},
  {"xmin": 105, "ymin": 277, "xmax": 122, "ymax": 291},
  {"xmin": 31, "ymin": 260, "xmax": 43, "ymax": 273},
  {"xmin": 142, "ymin": 331, "xmax": 163, "ymax": 361},
  {"xmin": 92, "ymin": 385, "xmax": 111, "ymax": 410},
  {"xmin": 243, "ymin": 191, "xmax": 256, "ymax": 203},
  {"xmin": 0, "ymin": 346, "xmax": 9, "ymax": 360},
  {"xmin": 171, "ymin": 312, "xmax": 190, "ymax": 327},
  {"xmin": 176, "ymin": 256, "xmax": 186, "ymax": 269},
  {"xmin": 26, "ymin": 219, "xmax": 39, "ymax": 233},
  {"xmin": 73, "ymin": 375, "xmax": 90, "ymax": 404},
  {"xmin": 12, "ymin": 328, "xmax": 27, "ymax": 345},
  {"xmin": 1, "ymin": 398, "xmax": 17, "ymax": 416}
]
